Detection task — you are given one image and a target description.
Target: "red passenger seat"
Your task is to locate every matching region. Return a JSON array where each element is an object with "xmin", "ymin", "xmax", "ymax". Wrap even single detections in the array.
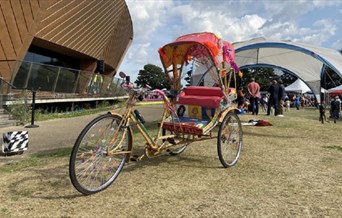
[{"xmin": 175, "ymin": 86, "xmax": 224, "ymax": 108}]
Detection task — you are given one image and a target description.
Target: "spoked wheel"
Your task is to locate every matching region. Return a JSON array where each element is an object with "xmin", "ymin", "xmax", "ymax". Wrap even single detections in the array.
[
  {"xmin": 217, "ymin": 111, "xmax": 243, "ymax": 168},
  {"xmin": 162, "ymin": 128, "xmax": 188, "ymax": 156},
  {"xmin": 69, "ymin": 114, "xmax": 132, "ymax": 195}
]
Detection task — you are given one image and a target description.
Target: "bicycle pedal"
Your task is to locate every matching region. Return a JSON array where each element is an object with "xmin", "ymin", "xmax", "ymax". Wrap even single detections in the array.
[{"xmin": 167, "ymin": 137, "xmax": 176, "ymax": 145}]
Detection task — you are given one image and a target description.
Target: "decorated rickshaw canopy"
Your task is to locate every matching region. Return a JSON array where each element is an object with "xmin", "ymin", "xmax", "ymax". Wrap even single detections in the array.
[
  {"xmin": 233, "ymin": 37, "xmax": 342, "ymax": 102},
  {"xmin": 158, "ymin": 32, "xmax": 239, "ymax": 87}
]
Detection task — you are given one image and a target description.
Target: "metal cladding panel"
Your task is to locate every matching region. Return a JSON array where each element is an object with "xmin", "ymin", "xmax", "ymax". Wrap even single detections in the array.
[
  {"xmin": 102, "ymin": 7, "xmax": 133, "ymax": 70},
  {"xmin": 35, "ymin": 0, "xmax": 133, "ymax": 71},
  {"xmin": 0, "ymin": 0, "xmax": 45, "ymax": 80},
  {"xmin": 0, "ymin": 0, "xmax": 133, "ymax": 81}
]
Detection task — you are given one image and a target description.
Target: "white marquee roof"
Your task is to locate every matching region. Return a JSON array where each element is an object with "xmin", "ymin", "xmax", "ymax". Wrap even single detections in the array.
[
  {"xmin": 233, "ymin": 37, "xmax": 342, "ymax": 101},
  {"xmin": 285, "ymin": 79, "xmax": 311, "ymax": 94}
]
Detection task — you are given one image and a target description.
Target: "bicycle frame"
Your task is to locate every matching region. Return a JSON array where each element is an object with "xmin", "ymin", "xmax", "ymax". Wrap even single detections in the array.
[{"xmin": 108, "ymin": 89, "xmax": 196, "ymax": 159}]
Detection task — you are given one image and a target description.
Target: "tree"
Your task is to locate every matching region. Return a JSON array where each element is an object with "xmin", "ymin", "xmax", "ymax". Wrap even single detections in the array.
[
  {"xmin": 280, "ymin": 73, "xmax": 297, "ymax": 87},
  {"xmin": 240, "ymin": 67, "xmax": 278, "ymax": 91},
  {"xmin": 239, "ymin": 67, "xmax": 297, "ymax": 92},
  {"xmin": 135, "ymin": 64, "xmax": 171, "ymax": 90}
]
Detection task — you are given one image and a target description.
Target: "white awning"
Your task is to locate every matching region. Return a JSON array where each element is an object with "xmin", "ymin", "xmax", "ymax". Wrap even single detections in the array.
[
  {"xmin": 285, "ymin": 79, "xmax": 311, "ymax": 94},
  {"xmin": 233, "ymin": 37, "xmax": 342, "ymax": 102}
]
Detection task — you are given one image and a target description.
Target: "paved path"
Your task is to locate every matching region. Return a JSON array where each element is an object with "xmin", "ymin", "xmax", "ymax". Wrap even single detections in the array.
[{"xmin": 0, "ymin": 105, "xmax": 163, "ymax": 163}]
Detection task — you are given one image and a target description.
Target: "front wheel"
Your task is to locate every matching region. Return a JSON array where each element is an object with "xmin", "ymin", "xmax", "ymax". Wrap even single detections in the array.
[
  {"xmin": 217, "ymin": 112, "xmax": 243, "ymax": 168},
  {"xmin": 69, "ymin": 114, "xmax": 132, "ymax": 195}
]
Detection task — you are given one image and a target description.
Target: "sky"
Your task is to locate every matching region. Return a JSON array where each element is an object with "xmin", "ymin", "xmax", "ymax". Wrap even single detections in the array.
[{"xmin": 119, "ymin": 0, "xmax": 342, "ymax": 82}]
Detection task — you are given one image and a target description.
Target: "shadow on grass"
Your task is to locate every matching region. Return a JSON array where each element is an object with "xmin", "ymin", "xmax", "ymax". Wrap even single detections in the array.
[
  {"xmin": 2, "ymin": 147, "xmax": 86, "ymax": 199},
  {"xmin": 7, "ymin": 163, "xmax": 83, "ymax": 200},
  {"xmin": 5, "ymin": 140, "xmax": 223, "ymax": 200}
]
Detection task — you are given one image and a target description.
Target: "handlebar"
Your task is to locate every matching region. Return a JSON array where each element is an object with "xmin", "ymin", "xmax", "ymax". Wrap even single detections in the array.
[{"xmin": 121, "ymin": 82, "xmax": 152, "ymax": 99}]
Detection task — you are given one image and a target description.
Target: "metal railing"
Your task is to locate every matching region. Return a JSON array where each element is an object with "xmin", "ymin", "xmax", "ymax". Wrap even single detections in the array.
[{"xmin": 6, "ymin": 60, "xmax": 126, "ymax": 98}]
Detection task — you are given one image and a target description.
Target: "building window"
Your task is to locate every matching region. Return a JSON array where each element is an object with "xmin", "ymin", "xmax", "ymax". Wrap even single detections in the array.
[
  {"xmin": 13, "ymin": 45, "xmax": 81, "ymax": 92},
  {"xmin": 24, "ymin": 45, "xmax": 80, "ymax": 69}
]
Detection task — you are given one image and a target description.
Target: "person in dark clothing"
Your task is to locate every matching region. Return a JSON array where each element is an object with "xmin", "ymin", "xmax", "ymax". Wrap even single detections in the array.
[
  {"xmin": 237, "ymin": 86, "xmax": 245, "ymax": 108},
  {"xmin": 319, "ymin": 104, "xmax": 329, "ymax": 123},
  {"xmin": 331, "ymin": 96, "xmax": 341, "ymax": 123},
  {"xmin": 277, "ymin": 79, "xmax": 286, "ymax": 116},
  {"xmin": 267, "ymin": 80, "xmax": 279, "ymax": 116}
]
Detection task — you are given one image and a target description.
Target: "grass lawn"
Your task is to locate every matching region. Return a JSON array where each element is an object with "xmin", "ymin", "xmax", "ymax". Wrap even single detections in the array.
[{"xmin": 0, "ymin": 108, "xmax": 341, "ymax": 217}]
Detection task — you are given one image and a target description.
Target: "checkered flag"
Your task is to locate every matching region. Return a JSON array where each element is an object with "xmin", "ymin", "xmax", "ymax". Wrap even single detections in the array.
[{"xmin": 2, "ymin": 131, "xmax": 29, "ymax": 153}]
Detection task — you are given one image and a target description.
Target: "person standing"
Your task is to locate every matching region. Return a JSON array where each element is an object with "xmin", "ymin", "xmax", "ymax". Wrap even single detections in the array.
[
  {"xmin": 237, "ymin": 86, "xmax": 245, "ymax": 108},
  {"xmin": 331, "ymin": 96, "xmax": 341, "ymax": 123},
  {"xmin": 260, "ymin": 94, "xmax": 268, "ymax": 112},
  {"xmin": 247, "ymin": 78, "xmax": 261, "ymax": 115},
  {"xmin": 295, "ymin": 95, "xmax": 301, "ymax": 110},
  {"xmin": 277, "ymin": 79, "xmax": 286, "ymax": 117},
  {"xmin": 267, "ymin": 80, "xmax": 279, "ymax": 116},
  {"xmin": 284, "ymin": 97, "xmax": 291, "ymax": 112}
]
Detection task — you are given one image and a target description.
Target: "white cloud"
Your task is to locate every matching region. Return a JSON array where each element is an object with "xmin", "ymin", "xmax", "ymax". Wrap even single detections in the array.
[
  {"xmin": 175, "ymin": 4, "xmax": 266, "ymax": 42},
  {"xmin": 126, "ymin": 42, "xmax": 151, "ymax": 63},
  {"xmin": 126, "ymin": 0, "xmax": 173, "ymax": 41},
  {"xmin": 312, "ymin": 0, "xmax": 342, "ymax": 7},
  {"xmin": 120, "ymin": 0, "xmax": 342, "ymax": 81},
  {"xmin": 332, "ymin": 39, "xmax": 342, "ymax": 50}
]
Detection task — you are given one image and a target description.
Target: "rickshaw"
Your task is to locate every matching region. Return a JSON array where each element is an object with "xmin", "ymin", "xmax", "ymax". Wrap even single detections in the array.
[{"xmin": 69, "ymin": 32, "xmax": 243, "ymax": 195}]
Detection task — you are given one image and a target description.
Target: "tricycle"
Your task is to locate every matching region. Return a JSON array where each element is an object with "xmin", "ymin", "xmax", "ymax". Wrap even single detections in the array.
[{"xmin": 69, "ymin": 32, "xmax": 243, "ymax": 195}]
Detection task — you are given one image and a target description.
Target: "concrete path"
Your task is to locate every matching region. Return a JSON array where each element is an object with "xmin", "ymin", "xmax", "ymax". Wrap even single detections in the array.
[{"xmin": 0, "ymin": 105, "xmax": 163, "ymax": 163}]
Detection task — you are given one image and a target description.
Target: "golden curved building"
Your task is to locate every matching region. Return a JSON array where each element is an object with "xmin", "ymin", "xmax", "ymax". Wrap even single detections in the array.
[{"xmin": 0, "ymin": 0, "xmax": 133, "ymax": 102}]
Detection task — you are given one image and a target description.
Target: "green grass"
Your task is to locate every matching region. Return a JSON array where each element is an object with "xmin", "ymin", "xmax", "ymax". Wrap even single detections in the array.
[
  {"xmin": 34, "ymin": 100, "xmax": 163, "ymax": 121},
  {"xmin": 323, "ymin": 145, "xmax": 342, "ymax": 151},
  {"xmin": 0, "ymin": 147, "xmax": 72, "ymax": 173},
  {"xmin": 136, "ymin": 101, "xmax": 163, "ymax": 106},
  {"xmin": 35, "ymin": 101, "xmax": 126, "ymax": 121},
  {"xmin": 0, "ymin": 107, "xmax": 341, "ymax": 217}
]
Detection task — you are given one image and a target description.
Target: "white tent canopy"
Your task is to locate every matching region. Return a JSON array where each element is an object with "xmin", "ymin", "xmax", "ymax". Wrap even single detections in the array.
[
  {"xmin": 233, "ymin": 37, "xmax": 342, "ymax": 102},
  {"xmin": 285, "ymin": 79, "xmax": 311, "ymax": 93}
]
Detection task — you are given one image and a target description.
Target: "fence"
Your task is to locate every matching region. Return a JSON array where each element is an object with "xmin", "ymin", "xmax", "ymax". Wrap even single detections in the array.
[{"xmin": 10, "ymin": 60, "xmax": 126, "ymax": 96}]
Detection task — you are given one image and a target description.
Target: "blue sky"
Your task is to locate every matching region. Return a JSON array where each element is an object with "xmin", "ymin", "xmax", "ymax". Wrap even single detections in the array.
[{"xmin": 120, "ymin": 0, "xmax": 342, "ymax": 82}]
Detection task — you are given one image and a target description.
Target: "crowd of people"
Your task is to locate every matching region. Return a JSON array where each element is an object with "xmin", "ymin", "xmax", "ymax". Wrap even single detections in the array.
[
  {"xmin": 235, "ymin": 78, "xmax": 341, "ymax": 119},
  {"xmin": 237, "ymin": 78, "xmax": 287, "ymax": 116}
]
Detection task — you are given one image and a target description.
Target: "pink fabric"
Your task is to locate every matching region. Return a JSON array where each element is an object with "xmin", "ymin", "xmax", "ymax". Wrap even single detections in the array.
[{"xmin": 222, "ymin": 44, "xmax": 240, "ymax": 72}]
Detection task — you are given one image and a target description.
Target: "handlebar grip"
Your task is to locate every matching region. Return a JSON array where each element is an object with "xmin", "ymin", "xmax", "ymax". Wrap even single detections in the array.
[
  {"xmin": 125, "ymin": 76, "xmax": 130, "ymax": 84},
  {"xmin": 134, "ymin": 109, "xmax": 145, "ymax": 124}
]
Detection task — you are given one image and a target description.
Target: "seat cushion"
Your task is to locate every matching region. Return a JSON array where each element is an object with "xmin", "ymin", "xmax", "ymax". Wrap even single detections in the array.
[
  {"xmin": 176, "ymin": 86, "xmax": 224, "ymax": 108},
  {"xmin": 176, "ymin": 95, "xmax": 222, "ymax": 108}
]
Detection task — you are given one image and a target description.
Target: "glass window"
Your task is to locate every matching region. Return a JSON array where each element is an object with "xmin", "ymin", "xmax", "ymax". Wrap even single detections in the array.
[
  {"xmin": 15, "ymin": 45, "xmax": 82, "ymax": 93},
  {"xmin": 24, "ymin": 45, "xmax": 80, "ymax": 69}
]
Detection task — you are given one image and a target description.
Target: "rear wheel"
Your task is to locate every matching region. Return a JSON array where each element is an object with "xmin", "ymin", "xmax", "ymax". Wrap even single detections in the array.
[
  {"xmin": 217, "ymin": 112, "xmax": 243, "ymax": 168},
  {"xmin": 69, "ymin": 114, "xmax": 132, "ymax": 195}
]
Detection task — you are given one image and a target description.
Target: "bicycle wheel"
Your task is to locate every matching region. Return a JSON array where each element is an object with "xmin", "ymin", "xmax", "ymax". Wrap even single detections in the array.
[
  {"xmin": 217, "ymin": 111, "xmax": 243, "ymax": 168},
  {"xmin": 69, "ymin": 114, "xmax": 132, "ymax": 195},
  {"xmin": 162, "ymin": 128, "xmax": 188, "ymax": 156}
]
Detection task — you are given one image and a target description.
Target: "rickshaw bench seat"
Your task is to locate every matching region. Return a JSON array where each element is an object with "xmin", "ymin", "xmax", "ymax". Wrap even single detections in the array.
[
  {"xmin": 176, "ymin": 86, "xmax": 224, "ymax": 108},
  {"xmin": 162, "ymin": 86, "xmax": 236, "ymax": 135}
]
